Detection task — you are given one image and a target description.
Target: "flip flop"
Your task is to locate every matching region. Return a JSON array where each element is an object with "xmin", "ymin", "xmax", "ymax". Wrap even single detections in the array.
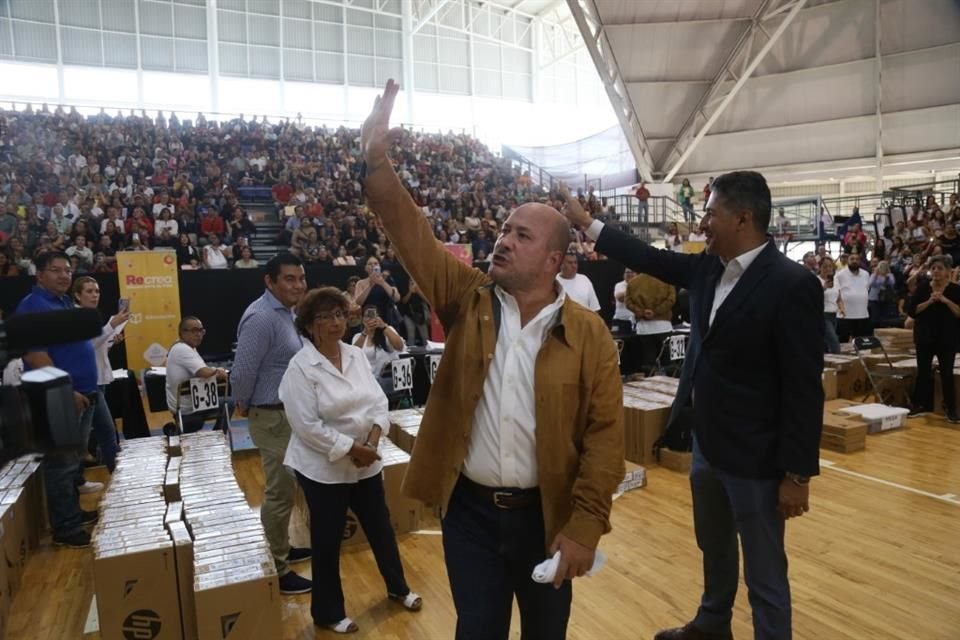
[
  {"xmin": 326, "ymin": 618, "xmax": 358, "ymax": 634},
  {"xmin": 388, "ymin": 592, "xmax": 423, "ymax": 611}
]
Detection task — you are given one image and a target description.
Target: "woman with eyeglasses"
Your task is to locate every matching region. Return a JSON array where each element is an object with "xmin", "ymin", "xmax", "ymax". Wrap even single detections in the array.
[{"xmin": 279, "ymin": 287, "xmax": 421, "ymax": 635}]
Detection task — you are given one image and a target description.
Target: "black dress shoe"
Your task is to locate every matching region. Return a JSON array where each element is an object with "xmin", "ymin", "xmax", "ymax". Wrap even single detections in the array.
[
  {"xmin": 654, "ymin": 622, "xmax": 733, "ymax": 640},
  {"xmin": 288, "ymin": 547, "xmax": 311, "ymax": 564},
  {"xmin": 80, "ymin": 510, "xmax": 99, "ymax": 526}
]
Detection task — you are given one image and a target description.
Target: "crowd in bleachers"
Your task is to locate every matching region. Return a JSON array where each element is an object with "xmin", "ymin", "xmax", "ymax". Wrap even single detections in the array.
[{"xmin": 0, "ymin": 103, "xmax": 616, "ymax": 278}]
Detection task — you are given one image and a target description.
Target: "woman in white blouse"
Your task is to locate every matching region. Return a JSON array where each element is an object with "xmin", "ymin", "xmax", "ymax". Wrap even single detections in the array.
[
  {"xmin": 352, "ymin": 307, "xmax": 405, "ymax": 393},
  {"xmin": 279, "ymin": 287, "xmax": 421, "ymax": 635}
]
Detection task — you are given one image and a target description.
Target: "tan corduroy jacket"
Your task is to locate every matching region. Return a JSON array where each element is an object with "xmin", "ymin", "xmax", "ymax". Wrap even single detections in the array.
[{"xmin": 366, "ymin": 165, "xmax": 625, "ymax": 551}]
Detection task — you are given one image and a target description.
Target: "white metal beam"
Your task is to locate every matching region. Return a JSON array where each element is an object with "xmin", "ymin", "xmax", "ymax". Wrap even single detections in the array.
[
  {"xmin": 874, "ymin": 0, "xmax": 883, "ymax": 192},
  {"xmin": 661, "ymin": 0, "xmax": 810, "ymax": 182},
  {"xmin": 566, "ymin": 0, "xmax": 656, "ymax": 182},
  {"xmin": 412, "ymin": 0, "xmax": 455, "ymax": 34}
]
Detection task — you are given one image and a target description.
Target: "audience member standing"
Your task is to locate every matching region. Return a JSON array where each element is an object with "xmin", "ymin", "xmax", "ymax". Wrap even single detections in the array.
[
  {"xmin": 819, "ymin": 260, "xmax": 844, "ymax": 354},
  {"xmin": 836, "ymin": 252, "xmax": 871, "ymax": 342},
  {"xmin": 906, "ymin": 255, "xmax": 960, "ymax": 422},
  {"xmin": 231, "ymin": 253, "xmax": 313, "ymax": 595},
  {"xmin": 612, "ymin": 268, "xmax": 636, "ymax": 334},
  {"xmin": 557, "ymin": 252, "xmax": 600, "ymax": 311},
  {"xmin": 626, "ymin": 272, "xmax": 676, "ymax": 373}
]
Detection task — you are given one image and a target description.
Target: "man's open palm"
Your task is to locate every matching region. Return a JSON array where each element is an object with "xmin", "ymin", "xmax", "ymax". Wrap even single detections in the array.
[{"xmin": 361, "ymin": 79, "xmax": 402, "ymax": 172}]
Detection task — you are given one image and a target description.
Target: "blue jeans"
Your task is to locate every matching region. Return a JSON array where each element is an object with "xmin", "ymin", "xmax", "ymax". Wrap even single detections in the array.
[
  {"xmin": 92, "ymin": 387, "xmax": 119, "ymax": 472},
  {"xmin": 441, "ymin": 476, "xmax": 571, "ymax": 640},
  {"xmin": 49, "ymin": 400, "xmax": 96, "ymax": 537},
  {"xmin": 823, "ymin": 313, "xmax": 841, "ymax": 354},
  {"xmin": 637, "ymin": 200, "xmax": 648, "ymax": 223},
  {"xmin": 690, "ymin": 439, "xmax": 791, "ymax": 640}
]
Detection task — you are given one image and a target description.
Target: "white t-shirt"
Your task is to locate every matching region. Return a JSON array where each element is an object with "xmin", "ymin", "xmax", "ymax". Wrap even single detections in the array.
[
  {"xmin": 557, "ymin": 273, "xmax": 600, "ymax": 311},
  {"xmin": 820, "ymin": 277, "xmax": 840, "ymax": 314},
  {"xmin": 165, "ymin": 341, "xmax": 208, "ymax": 413},
  {"xmin": 204, "ymin": 245, "xmax": 229, "ymax": 269},
  {"xmin": 613, "ymin": 280, "xmax": 634, "ymax": 323},
  {"xmin": 835, "ymin": 268, "xmax": 870, "ymax": 319}
]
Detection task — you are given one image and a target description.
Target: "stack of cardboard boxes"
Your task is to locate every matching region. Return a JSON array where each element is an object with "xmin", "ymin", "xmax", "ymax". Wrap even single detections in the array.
[
  {"xmin": 387, "ymin": 408, "xmax": 423, "ymax": 455},
  {"xmin": 821, "ymin": 402, "xmax": 868, "ymax": 453},
  {"xmin": 621, "ymin": 376, "xmax": 682, "ymax": 469},
  {"xmin": 823, "ymin": 354, "xmax": 871, "ymax": 400},
  {"xmin": 874, "ymin": 328, "xmax": 915, "ymax": 352},
  {"xmin": 180, "ymin": 432, "xmax": 280, "ymax": 639},
  {"xmin": 93, "ymin": 432, "xmax": 280, "ymax": 640},
  {"xmin": 0, "ymin": 455, "xmax": 44, "ymax": 638}
]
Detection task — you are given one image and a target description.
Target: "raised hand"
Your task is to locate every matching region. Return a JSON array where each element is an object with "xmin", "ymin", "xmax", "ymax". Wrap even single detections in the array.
[
  {"xmin": 360, "ymin": 79, "xmax": 402, "ymax": 173},
  {"xmin": 558, "ymin": 182, "xmax": 592, "ymax": 229}
]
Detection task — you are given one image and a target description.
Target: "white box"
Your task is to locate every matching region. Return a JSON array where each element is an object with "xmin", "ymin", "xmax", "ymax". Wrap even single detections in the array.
[{"xmin": 836, "ymin": 403, "xmax": 909, "ymax": 433}]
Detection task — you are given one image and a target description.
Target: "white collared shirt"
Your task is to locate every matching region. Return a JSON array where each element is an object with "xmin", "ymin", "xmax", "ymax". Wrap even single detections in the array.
[
  {"xmin": 709, "ymin": 242, "xmax": 766, "ymax": 326},
  {"xmin": 279, "ymin": 341, "xmax": 389, "ymax": 484},
  {"xmin": 464, "ymin": 285, "xmax": 566, "ymax": 489}
]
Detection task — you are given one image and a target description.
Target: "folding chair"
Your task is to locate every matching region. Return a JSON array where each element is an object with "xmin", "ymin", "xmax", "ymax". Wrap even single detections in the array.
[
  {"xmin": 651, "ymin": 331, "xmax": 689, "ymax": 378},
  {"xmin": 173, "ymin": 378, "xmax": 234, "ymax": 449},
  {"xmin": 386, "ymin": 354, "xmax": 415, "ymax": 410},
  {"xmin": 852, "ymin": 336, "xmax": 912, "ymax": 407}
]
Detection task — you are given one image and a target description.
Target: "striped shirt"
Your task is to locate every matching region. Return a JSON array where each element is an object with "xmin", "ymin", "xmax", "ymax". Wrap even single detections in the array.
[{"xmin": 231, "ymin": 289, "xmax": 303, "ymax": 408}]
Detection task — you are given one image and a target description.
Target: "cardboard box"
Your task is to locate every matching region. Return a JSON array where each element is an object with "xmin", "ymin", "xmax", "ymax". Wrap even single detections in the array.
[
  {"xmin": 622, "ymin": 398, "xmax": 672, "ymax": 466},
  {"xmin": 827, "ymin": 400, "xmax": 908, "ymax": 433},
  {"xmin": 659, "ymin": 447, "xmax": 693, "ymax": 473},
  {"xmin": 821, "ymin": 410, "xmax": 868, "ymax": 453},
  {"xmin": 343, "ymin": 441, "xmax": 422, "ymax": 547},
  {"xmin": 94, "ymin": 543, "xmax": 183, "ymax": 640},
  {"xmin": 822, "ymin": 368, "xmax": 838, "ymax": 401},
  {"xmin": 169, "ymin": 522, "xmax": 199, "ymax": 640},
  {"xmin": 615, "ymin": 461, "xmax": 647, "ymax": 495},
  {"xmin": 0, "ymin": 491, "xmax": 29, "ymax": 599},
  {"xmin": 194, "ymin": 575, "xmax": 281, "ymax": 640},
  {"xmin": 824, "ymin": 355, "xmax": 870, "ymax": 400},
  {"xmin": 391, "ymin": 426, "xmax": 419, "ymax": 455}
]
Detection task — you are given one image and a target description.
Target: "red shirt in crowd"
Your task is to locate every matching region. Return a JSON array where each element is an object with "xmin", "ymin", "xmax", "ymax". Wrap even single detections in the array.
[
  {"xmin": 634, "ymin": 185, "xmax": 650, "ymax": 201},
  {"xmin": 272, "ymin": 183, "xmax": 292, "ymax": 204},
  {"xmin": 201, "ymin": 214, "xmax": 225, "ymax": 236}
]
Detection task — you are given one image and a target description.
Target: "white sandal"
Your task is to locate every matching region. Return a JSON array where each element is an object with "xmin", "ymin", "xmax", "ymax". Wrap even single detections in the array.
[
  {"xmin": 388, "ymin": 591, "xmax": 423, "ymax": 611},
  {"xmin": 326, "ymin": 618, "xmax": 358, "ymax": 634}
]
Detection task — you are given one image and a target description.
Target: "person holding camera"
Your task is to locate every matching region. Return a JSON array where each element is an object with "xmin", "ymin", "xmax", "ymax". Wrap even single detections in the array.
[
  {"xmin": 352, "ymin": 307, "xmax": 406, "ymax": 394},
  {"xmin": 905, "ymin": 255, "xmax": 960, "ymax": 422},
  {"xmin": 72, "ymin": 276, "xmax": 127, "ymax": 472},
  {"xmin": 353, "ymin": 256, "xmax": 401, "ymax": 326},
  {"xmin": 279, "ymin": 287, "xmax": 421, "ymax": 634}
]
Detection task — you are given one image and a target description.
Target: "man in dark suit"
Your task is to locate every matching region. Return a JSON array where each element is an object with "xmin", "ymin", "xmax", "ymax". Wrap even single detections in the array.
[{"xmin": 562, "ymin": 172, "xmax": 823, "ymax": 640}]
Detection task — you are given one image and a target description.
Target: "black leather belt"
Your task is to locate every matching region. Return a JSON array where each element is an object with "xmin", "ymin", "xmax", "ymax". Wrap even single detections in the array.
[
  {"xmin": 251, "ymin": 403, "xmax": 284, "ymax": 410},
  {"xmin": 459, "ymin": 475, "xmax": 540, "ymax": 510}
]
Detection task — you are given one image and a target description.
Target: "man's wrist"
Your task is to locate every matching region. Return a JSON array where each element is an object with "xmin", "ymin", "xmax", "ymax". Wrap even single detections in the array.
[{"xmin": 784, "ymin": 472, "xmax": 810, "ymax": 485}]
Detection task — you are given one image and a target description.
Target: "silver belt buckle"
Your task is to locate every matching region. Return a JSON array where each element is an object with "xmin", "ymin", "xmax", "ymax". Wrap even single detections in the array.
[{"xmin": 492, "ymin": 490, "xmax": 512, "ymax": 509}]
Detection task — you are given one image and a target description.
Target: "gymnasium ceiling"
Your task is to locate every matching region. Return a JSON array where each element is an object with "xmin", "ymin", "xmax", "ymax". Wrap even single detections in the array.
[{"xmin": 565, "ymin": 0, "xmax": 960, "ymax": 182}]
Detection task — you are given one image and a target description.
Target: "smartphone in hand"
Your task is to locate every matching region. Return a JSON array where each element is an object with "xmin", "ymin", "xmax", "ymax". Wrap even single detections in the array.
[{"xmin": 118, "ymin": 298, "xmax": 130, "ymax": 314}]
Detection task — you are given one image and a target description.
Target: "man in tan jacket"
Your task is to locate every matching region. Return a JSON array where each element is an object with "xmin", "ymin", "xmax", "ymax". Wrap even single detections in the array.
[{"xmin": 361, "ymin": 80, "xmax": 624, "ymax": 639}]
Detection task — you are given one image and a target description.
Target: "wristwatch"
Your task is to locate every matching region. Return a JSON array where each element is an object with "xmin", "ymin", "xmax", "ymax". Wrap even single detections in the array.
[{"xmin": 785, "ymin": 472, "xmax": 810, "ymax": 486}]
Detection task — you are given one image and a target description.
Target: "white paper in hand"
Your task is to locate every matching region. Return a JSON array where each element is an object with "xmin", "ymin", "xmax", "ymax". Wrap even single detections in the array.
[{"xmin": 531, "ymin": 549, "xmax": 607, "ymax": 584}]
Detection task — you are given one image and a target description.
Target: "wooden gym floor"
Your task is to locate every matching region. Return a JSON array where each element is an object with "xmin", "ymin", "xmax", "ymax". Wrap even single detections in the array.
[{"xmin": 6, "ymin": 411, "xmax": 960, "ymax": 639}]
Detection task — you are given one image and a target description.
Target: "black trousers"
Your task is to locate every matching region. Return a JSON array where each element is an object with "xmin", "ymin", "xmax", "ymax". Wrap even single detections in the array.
[
  {"xmin": 441, "ymin": 476, "xmax": 572, "ymax": 640},
  {"xmin": 838, "ymin": 317, "xmax": 872, "ymax": 343},
  {"xmin": 913, "ymin": 343, "xmax": 957, "ymax": 415},
  {"xmin": 296, "ymin": 471, "xmax": 409, "ymax": 626}
]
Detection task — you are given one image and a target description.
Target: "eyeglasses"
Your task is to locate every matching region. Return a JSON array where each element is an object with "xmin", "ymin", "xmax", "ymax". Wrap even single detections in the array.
[
  {"xmin": 316, "ymin": 310, "xmax": 346, "ymax": 323},
  {"xmin": 185, "ymin": 327, "xmax": 206, "ymax": 334},
  {"xmin": 44, "ymin": 267, "xmax": 73, "ymax": 275}
]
